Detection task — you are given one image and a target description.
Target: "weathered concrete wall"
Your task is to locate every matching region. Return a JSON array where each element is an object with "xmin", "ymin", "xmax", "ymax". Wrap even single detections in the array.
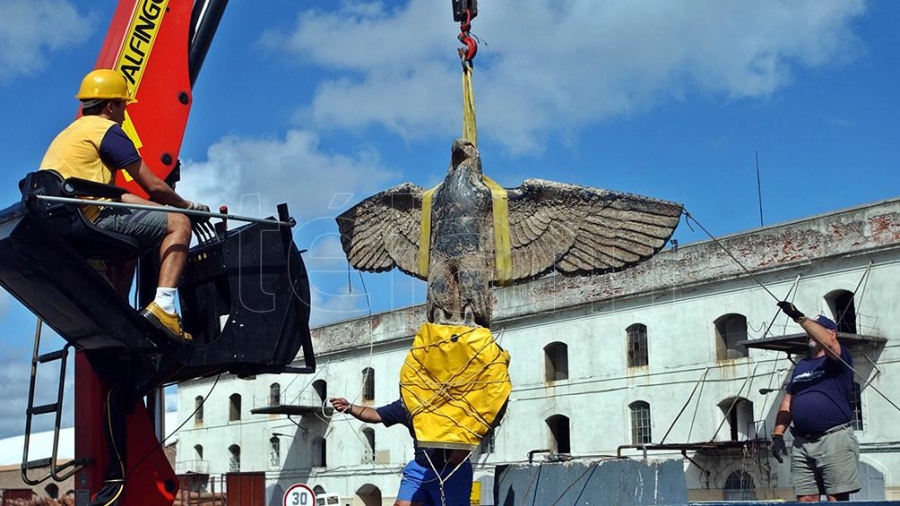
[
  {"xmin": 688, "ymin": 486, "xmax": 793, "ymax": 502},
  {"xmin": 0, "ymin": 463, "xmax": 75, "ymax": 502},
  {"xmin": 696, "ymin": 502, "xmax": 896, "ymax": 506},
  {"xmin": 494, "ymin": 459, "xmax": 898, "ymax": 506},
  {"xmin": 311, "ymin": 303, "xmax": 425, "ymax": 354},
  {"xmin": 493, "ymin": 458, "xmax": 688, "ymax": 505}
]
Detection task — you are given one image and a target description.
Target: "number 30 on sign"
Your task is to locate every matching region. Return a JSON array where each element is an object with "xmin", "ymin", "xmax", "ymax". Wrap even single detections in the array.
[{"xmin": 283, "ymin": 483, "xmax": 316, "ymax": 506}]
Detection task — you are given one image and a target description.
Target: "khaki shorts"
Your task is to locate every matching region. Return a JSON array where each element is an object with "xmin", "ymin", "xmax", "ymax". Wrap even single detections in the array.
[
  {"xmin": 94, "ymin": 207, "xmax": 169, "ymax": 251},
  {"xmin": 791, "ymin": 425, "xmax": 861, "ymax": 497}
]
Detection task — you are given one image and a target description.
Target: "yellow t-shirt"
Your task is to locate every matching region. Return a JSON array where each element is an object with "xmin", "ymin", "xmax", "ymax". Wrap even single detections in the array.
[{"xmin": 39, "ymin": 115, "xmax": 141, "ymax": 221}]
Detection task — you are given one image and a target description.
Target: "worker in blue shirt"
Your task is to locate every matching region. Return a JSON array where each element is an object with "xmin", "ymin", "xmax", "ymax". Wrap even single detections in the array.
[
  {"xmin": 771, "ymin": 302, "xmax": 861, "ymax": 502},
  {"xmin": 330, "ymin": 397, "xmax": 473, "ymax": 506}
]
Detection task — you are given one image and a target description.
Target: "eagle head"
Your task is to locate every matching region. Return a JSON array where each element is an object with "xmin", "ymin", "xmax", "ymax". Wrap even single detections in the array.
[{"xmin": 450, "ymin": 138, "xmax": 481, "ymax": 174}]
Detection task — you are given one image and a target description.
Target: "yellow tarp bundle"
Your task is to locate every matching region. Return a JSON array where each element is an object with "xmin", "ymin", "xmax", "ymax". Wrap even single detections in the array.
[{"xmin": 400, "ymin": 322, "xmax": 512, "ymax": 450}]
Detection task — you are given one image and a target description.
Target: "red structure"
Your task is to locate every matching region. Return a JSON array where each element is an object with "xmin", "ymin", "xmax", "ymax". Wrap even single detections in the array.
[{"xmin": 0, "ymin": 2, "xmax": 315, "ymax": 505}]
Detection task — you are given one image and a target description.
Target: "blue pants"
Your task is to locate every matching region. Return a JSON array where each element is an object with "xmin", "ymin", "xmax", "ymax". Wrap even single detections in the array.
[{"xmin": 396, "ymin": 459, "xmax": 473, "ymax": 506}]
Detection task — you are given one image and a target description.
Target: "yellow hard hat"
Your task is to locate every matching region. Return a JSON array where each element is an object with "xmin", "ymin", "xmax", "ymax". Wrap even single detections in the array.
[{"xmin": 76, "ymin": 69, "xmax": 137, "ymax": 104}]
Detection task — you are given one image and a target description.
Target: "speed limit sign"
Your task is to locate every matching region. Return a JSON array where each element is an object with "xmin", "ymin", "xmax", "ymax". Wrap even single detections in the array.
[{"xmin": 283, "ymin": 483, "xmax": 316, "ymax": 506}]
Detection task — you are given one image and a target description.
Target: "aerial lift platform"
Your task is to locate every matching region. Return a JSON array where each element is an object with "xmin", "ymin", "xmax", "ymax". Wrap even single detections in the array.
[{"xmin": 0, "ymin": 2, "xmax": 316, "ymax": 504}]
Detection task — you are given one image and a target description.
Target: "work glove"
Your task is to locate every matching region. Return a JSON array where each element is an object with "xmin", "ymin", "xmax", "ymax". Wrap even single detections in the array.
[
  {"xmin": 777, "ymin": 301, "xmax": 805, "ymax": 322},
  {"xmin": 186, "ymin": 201, "xmax": 215, "ymax": 241},
  {"xmin": 771, "ymin": 433, "xmax": 786, "ymax": 463},
  {"xmin": 187, "ymin": 201, "xmax": 211, "ymax": 213}
]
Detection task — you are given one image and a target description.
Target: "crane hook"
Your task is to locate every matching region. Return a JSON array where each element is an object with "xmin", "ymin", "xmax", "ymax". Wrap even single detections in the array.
[
  {"xmin": 456, "ymin": 7, "xmax": 477, "ymax": 67},
  {"xmin": 458, "ymin": 32, "xmax": 478, "ymax": 67}
]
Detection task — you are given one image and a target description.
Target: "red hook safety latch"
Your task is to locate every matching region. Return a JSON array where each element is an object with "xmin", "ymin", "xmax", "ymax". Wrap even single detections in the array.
[{"xmin": 457, "ymin": 9, "xmax": 478, "ymax": 66}]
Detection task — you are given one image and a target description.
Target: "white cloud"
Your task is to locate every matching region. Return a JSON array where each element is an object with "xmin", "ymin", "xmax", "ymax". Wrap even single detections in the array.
[
  {"xmin": 0, "ymin": 346, "xmax": 73, "ymax": 439},
  {"xmin": 307, "ymin": 234, "xmax": 353, "ymax": 274},
  {"xmin": 0, "ymin": 0, "xmax": 93, "ymax": 82},
  {"xmin": 306, "ymin": 235, "xmax": 371, "ymax": 325},
  {"xmin": 178, "ymin": 129, "xmax": 399, "ymax": 221},
  {"xmin": 179, "ymin": 130, "xmax": 411, "ymax": 327},
  {"xmin": 266, "ymin": 0, "xmax": 866, "ymax": 154},
  {"xmin": 165, "ymin": 385, "xmax": 178, "ymax": 413},
  {"xmin": 309, "ymin": 286, "xmax": 369, "ymax": 327}
]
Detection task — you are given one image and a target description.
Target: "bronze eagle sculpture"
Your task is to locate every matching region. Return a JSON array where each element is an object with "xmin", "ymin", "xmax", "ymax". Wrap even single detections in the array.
[{"xmin": 337, "ymin": 138, "xmax": 683, "ymax": 328}]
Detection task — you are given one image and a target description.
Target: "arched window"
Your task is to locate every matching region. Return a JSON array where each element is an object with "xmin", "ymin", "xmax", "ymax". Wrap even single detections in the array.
[
  {"xmin": 362, "ymin": 368, "xmax": 375, "ymax": 402},
  {"xmin": 718, "ymin": 397, "xmax": 755, "ymax": 441},
  {"xmin": 312, "ymin": 437, "xmax": 327, "ymax": 467},
  {"xmin": 715, "ymin": 314, "xmax": 748, "ymax": 360},
  {"xmin": 44, "ymin": 484, "xmax": 59, "ymax": 500},
  {"xmin": 724, "ymin": 470, "xmax": 756, "ymax": 500},
  {"xmin": 313, "ymin": 379, "xmax": 328, "ymax": 401},
  {"xmin": 194, "ymin": 444, "xmax": 203, "ymax": 460},
  {"xmin": 228, "ymin": 444, "xmax": 241, "ymax": 472},
  {"xmin": 195, "ymin": 395, "xmax": 204, "ymax": 425},
  {"xmin": 269, "ymin": 436, "xmax": 281, "ymax": 467},
  {"xmin": 545, "ymin": 414, "xmax": 570, "ymax": 453},
  {"xmin": 851, "ymin": 382, "xmax": 864, "ymax": 430},
  {"xmin": 826, "ymin": 289, "xmax": 858, "ymax": 334},
  {"xmin": 355, "ymin": 484, "xmax": 382, "ymax": 506},
  {"xmin": 229, "ymin": 393, "xmax": 241, "ymax": 421},
  {"xmin": 313, "ymin": 485, "xmax": 326, "ymax": 496},
  {"xmin": 626, "ymin": 323, "xmax": 648, "ymax": 367},
  {"xmin": 544, "ymin": 342, "xmax": 568, "ymax": 381},
  {"xmin": 269, "ymin": 383, "xmax": 281, "ymax": 406},
  {"xmin": 629, "ymin": 401, "xmax": 652, "ymax": 444},
  {"xmin": 362, "ymin": 427, "xmax": 376, "ymax": 462}
]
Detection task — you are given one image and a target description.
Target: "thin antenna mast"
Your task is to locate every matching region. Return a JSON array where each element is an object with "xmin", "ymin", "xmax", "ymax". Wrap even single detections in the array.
[{"xmin": 756, "ymin": 150, "xmax": 764, "ymax": 226}]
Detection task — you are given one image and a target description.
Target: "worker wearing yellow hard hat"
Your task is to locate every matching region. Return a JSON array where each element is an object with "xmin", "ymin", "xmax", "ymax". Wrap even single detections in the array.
[
  {"xmin": 76, "ymin": 68, "xmax": 138, "ymax": 105},
  {"xmin": 38, "ymin": 68, "xmax": 209, "ymax": 343}
]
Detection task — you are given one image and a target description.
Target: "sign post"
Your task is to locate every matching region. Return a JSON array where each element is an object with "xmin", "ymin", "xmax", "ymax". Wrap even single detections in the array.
[{"xmin": 283, "ymin": 483, "xmax": 316, "ymax": 506}]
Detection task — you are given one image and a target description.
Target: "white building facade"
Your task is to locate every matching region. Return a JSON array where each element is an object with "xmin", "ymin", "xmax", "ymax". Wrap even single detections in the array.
[{"xmin": 176, "ymin": 198, "xmax": 900, "ymax": 505}]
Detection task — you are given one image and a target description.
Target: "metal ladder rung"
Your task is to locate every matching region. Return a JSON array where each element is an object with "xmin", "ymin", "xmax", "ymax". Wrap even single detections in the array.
[
  {"xmin": 22, "ymin": 318, "xmax": 79, "ymax": 486},
  {"xmin": 37, "ymin": 350, "xmax": 66, "ymax": 363},
  {"xmin": 22, "ymin": 458, "xmax": 53, "ymax": 470},
  {"xmin": 29, "ymin": 403, "xmax": 59, "ymax": 416}
]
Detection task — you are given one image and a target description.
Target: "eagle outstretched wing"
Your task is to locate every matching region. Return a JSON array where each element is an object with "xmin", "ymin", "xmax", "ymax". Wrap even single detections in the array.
[
  {"xmin": 336, "ymin": 183, "xmax": 428, "ymax": 280},
  {"xmin": 505, "ymin": 179, "xmax": 683, "ymax": 282},
  {"xmin": 337, "ymin": 178, "xmax": 683, "ymax": 285}
]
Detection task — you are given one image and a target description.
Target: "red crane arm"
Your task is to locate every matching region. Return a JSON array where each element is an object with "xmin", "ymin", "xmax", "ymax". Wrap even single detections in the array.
[
  {"xmin": 77, "ymin": 2, "xmax": 221, "ymax": 505},
  {"xmin": 93, "ymin": 0, "xmax": 195, "ymax": 196}
]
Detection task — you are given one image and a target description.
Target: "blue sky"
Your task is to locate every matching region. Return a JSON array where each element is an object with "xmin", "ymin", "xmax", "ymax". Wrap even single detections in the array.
[{"xmin": 0, "ymin": 0, "xmax": 897, "ymax": 438}]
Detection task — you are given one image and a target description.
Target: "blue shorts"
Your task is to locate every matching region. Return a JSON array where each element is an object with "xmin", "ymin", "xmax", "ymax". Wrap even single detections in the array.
[
  {"xmin": 396, "ymin": 460, "xmax": 472, "ymax": 506},
  {"xmin": 94, "ymin": 207, "xmax": 168, "ymax": 251}
]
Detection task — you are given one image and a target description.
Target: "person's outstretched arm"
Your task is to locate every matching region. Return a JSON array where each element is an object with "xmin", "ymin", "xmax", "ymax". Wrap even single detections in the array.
[
  {"xmin": 777, "ymin": 302, "xmax": 842, "ymax": 360},
  {"xmin": 330, "ymin": 397, "xmax": 382, "ymax": 423}
]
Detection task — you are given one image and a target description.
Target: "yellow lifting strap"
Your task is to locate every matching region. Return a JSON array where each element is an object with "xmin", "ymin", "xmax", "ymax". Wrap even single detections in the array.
[
  {"xmin": 416, "ymin": 179, "xmax": 512, "ymax": 284},
  {"xmin": 416, "ymin": 180, "xmax": 512, "ymax": 286},
  {"xmin": 416, "ymin": 66, "xmax": 513, "ymax": 284},
  {"xmin": 417, "ymin": 187, "xmax": 436, "ymax": 276},
  {"xmin": 482, "ymin": 176, "xmax": 513, "ymax": 285},
  {"xmin": 462, "ymin": 65, "xmax": 477, "ymax": 146}
]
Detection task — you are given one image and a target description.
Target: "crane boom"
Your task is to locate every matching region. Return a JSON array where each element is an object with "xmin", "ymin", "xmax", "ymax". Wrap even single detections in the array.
[{"xmin": 0, "ymin": 2, "xmax": 315, "ymax": 505}]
